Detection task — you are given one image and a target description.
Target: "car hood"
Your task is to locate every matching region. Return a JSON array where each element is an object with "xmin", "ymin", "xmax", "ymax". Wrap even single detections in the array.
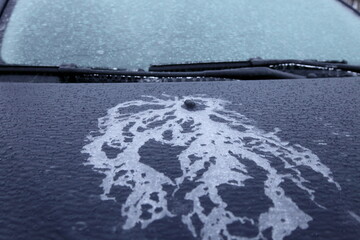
[{"xmin": 0, "ymin": 78, "xmax": 359, "ymax": 240}]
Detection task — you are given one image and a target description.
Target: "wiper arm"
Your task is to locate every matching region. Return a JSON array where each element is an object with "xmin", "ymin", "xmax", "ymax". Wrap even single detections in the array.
[
  {"xmin": 149, "ymin": 58, "xmax": 360, "ymax": 73},
  {"xmin": 0, "ymin": 60, "xmax": 358, "ymax": 83},
  {"xmin": 0, "ymin": 64, "xmax": 303, "ymax": 82},
  {"xmin": 57, "ymin": 65, "xmax": 302, "ymax": 79},
  {"xmin": 169, "ymin": 67, "xmax": 303, "ymax": 79}
]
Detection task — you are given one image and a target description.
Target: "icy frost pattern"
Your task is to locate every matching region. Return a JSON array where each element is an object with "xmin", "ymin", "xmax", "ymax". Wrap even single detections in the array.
[{"xmin": 82, "ymin": 95, "xmax": 340, "ymax": 240}]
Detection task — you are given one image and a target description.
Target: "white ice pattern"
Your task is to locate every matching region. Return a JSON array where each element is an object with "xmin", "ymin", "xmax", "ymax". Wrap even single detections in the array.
[{"xmin": 82, "ymin": 95, "xmax": 340, "ymax": 240}]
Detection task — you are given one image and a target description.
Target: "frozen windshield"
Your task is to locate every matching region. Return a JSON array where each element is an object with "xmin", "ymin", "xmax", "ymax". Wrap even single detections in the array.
[{"xmin": 1, "ymin": 0, "xmax": 360, "ymax": 70}]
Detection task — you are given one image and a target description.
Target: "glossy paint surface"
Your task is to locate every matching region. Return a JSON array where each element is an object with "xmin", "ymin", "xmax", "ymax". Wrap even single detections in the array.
[{"xmin": 0, "ymin": 78, "xmax": 359, "ymax": 239}]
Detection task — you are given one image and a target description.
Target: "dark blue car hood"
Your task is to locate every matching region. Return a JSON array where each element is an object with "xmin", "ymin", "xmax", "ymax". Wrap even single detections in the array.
[{"xmin": 0, "ymin": 78, "xmax": 359, "ymax": 240}]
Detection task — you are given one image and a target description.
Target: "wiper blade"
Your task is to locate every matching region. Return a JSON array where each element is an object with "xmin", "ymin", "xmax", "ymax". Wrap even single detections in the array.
[
  {"xmin": 0, "ymin": 64, "xmax": 303, "ymax": 82},
  {"xmin": 0, "ymin": 60, "xmax": 358, "ymax": 83},
  {"xmin": 149, "ymin": 58, "xmax": 360, "ymax": 73}
]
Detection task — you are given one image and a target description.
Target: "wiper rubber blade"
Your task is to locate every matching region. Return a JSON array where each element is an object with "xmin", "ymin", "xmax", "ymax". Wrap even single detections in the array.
[
  {"xmin": 149, "ymin": 59, "xmax": 360, "ymax": 73},
  {"xmin": 1, "ymin": 61, "xmax": 359, "ymax": 83},
  {"xmin": 0, "ymin": 64, "xmax": 302, "ymax": 81}
]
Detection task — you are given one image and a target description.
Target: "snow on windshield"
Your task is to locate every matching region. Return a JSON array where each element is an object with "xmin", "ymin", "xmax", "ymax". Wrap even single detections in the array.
[{"xmin": 2, "ymin": 0, "xmax": 360, "ymax": 69}]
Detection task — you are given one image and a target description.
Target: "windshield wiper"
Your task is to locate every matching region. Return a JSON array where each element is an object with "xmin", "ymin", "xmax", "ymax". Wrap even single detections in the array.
[
  {"xmin": 0, "ymin": 59, "xmax": 359, "ymax": 83},
  {"xmin": 149, "ymin": 58, "xmax": 360, "ymax": 72},
  {"xmin": 0, "ymin": 64, "xmax": 303, "ymax": 82},
  {"xmin": 149, "ymin": 59, "xmax": 360, "ymax": 79}
]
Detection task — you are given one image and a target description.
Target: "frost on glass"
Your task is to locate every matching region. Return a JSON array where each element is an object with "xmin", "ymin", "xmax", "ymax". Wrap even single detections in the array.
[
  {"xmin": 1, "ymin": 0, "xmax": 360, "ymax": 69},
  {"xmin": 82, "ymin": 95, "xmax": 340, "ymax": 240}
]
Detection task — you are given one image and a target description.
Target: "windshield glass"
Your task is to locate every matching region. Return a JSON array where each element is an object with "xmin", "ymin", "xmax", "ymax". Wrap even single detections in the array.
[{"xmin": 1, "ymin": 0, "xmax": 360, "ymax": 70}]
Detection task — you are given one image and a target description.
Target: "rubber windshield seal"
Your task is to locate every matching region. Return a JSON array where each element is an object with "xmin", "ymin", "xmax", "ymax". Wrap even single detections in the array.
[
  {"xmin": 336, "ymin": 0, "xmax": 360, "ymax": 16},
  {"xmin": 0, "ymin": 0, "xmax": 16, "ymax": 64},
  {"xmin": 0, "ymin": 0, "xmax": 10, "ymax": 16}
]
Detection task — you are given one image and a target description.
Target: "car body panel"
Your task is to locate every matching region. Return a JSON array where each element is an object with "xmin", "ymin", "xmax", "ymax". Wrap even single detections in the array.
[{"xmin": 0, "ymin": 78, "xmax": 359, "ymax": 240}]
